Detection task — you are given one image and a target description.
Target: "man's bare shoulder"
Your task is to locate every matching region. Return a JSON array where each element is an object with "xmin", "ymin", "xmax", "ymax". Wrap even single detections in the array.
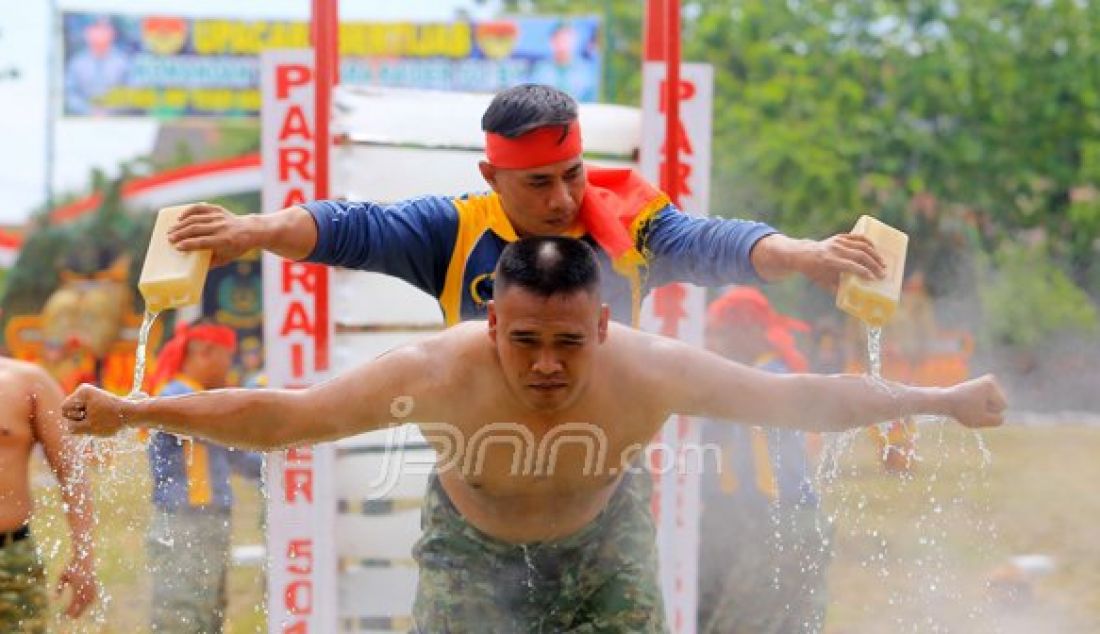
[
  {"xmin": 411, "ymin": 321, "xmax": 490, "ymax": 355},
  {"xmin": 0, "ymin": 359, "xmax": 43, "ymax": 429},
  {"xmin": 605, "ymin": 322, "xmax": 687, "ymax": 357},
  {"xmin": 602, "ymin": 323, "xmax": 702, "ymax": 401},
  {"xmin": 0, "ymin": 357, "xmax": 54, "ymax": 390},
  {"xmin": 392, "ymin": 321, "xmax": 494, "ymax": 381}
]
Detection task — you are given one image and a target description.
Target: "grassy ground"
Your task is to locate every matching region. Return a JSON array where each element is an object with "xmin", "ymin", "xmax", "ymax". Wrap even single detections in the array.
[
  {"xmin": 26, "ymin": 425, "xmax": 1100, "ymax": 633},
  {"xmin": 821, "ymin": 424, "xmax": 1100, "ymax": 634}
]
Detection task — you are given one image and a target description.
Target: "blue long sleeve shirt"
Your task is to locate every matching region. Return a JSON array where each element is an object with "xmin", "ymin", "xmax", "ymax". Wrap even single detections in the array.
[
  {"xmin": 149, "ymin": 377, "xmax": 263, "ymax": 512},
  {"xmin": 302, "ymin": 178, "xmax": 776, "ymax": 325}
]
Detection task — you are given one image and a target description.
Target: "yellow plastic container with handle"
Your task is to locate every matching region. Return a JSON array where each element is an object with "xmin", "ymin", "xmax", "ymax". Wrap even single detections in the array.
[
  {"xmin": 138, "ymin": 205, "xmax": 212, "ymax": 313},
  {"xmin": 835, "ymin": 215, "xmax": 908, "ymax": 328}
]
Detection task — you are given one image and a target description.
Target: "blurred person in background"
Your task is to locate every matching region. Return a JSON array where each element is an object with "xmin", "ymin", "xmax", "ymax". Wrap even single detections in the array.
[
  {"xmin": 0, "ymin": 356, "xmax": 97, "ymax": 631},
  {"xmin": 237, "ymin": 336, "xmax": 266, "ymax": 389},
  {"xmin": 143, "ymin": 320, "xmax": 262, "ymax": 633},
  {"xmin": 698, "ymin": 287, "xmax": 832, "ymax": 634},
  {"xmin": 809, "ymin": 314, "xmax": 847, "ymax": 376}
]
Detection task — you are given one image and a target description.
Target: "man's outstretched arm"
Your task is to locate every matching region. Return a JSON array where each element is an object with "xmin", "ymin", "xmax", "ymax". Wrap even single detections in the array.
[
  {"xmin": 63, "ymin": 343, "xmax": 451, "ymax": 450},
  {"xmin": 648, "ymin": 335, "xmax": 1005, "ymax": 432},
  {"xmin": 643, "ymin": 208, "xmax": 887, "ymax": 291},
  {"xmin": 165, "ymin": 199, "xmax": 458, "ymax": 301}
]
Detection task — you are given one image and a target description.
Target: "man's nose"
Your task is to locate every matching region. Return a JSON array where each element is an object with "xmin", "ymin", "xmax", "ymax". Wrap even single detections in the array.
[
  {"xmin": 531, "ymin": 348, "xmax": 563, "ymax": 374},
  {"xmin": 547, "ymin": 180, "xmax": 575, "ymax": 214}
]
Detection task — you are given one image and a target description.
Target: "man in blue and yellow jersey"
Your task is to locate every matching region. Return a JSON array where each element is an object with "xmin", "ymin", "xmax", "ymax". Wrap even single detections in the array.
[
  {"xmin": 698, "ymin": 287, "xmax": 832, "ymax": 634},
  {"xmin": 144, "ymin": 320, "xmax": 262, "ymax": 633},
  {"xmin": 167, "ymin": 83, "xmax": 885, "ymax": 327}
]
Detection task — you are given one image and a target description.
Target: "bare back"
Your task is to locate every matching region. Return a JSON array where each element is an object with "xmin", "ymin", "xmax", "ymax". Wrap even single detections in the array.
[
  {"xmin": 418, "ymin": 323, "xmax": 669, "ymax": 544},
  {"xmin": 0, "ymin": 360, "xmax": 41, "ymax": 531}
]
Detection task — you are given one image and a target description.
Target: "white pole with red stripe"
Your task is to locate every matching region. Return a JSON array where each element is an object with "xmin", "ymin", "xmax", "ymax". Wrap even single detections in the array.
[
  {"xmin": 261, "ymin": 3, "xmax": 340, "ymax": 633},
  {"xmin": 640, "ymin": 1, "xmax": 713, "ymax": 632}
]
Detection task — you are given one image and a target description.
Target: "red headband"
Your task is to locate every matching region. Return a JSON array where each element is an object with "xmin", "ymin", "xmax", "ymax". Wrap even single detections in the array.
[
  {"xmin": 187, "ymin": 323, "xmax": 238, "ymax": 350},
  {"xmin": 485, "ymin": 122, "xmax": 583, "ymax": 169},
  {"xmin": 147, "ymin": 322, "xmax": 237, "ymax": 393}
]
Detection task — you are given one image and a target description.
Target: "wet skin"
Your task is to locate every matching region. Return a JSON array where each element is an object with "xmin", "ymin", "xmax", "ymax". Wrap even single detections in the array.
[
  {"xmin": 0, "ymin": 363, "xmax": 38, "ymax": 531},
  {"xmin": 0, "ymin": 358, "xmax": 97, "ymax": 618},
  {"xmin": 64, "ymin": 291, "xmax": 1007, "ymax": 546}
]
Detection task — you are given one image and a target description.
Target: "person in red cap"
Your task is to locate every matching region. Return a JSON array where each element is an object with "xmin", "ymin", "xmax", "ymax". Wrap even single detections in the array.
[
  {"xmin": 64, "ymin": 237, "xmax": 1006, "ymax": 633},
  {"xmin": 698, "ymin": 287, "xmax": 832, "ymax": 633},
  {"xmin": 143, "ymin": 319, "xmax": 262, "ymax": 633}
]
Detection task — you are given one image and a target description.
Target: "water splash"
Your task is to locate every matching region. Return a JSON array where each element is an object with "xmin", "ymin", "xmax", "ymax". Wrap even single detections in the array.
[
  {"xmin": 520, "ymin": 543, "xmax": 536, "ymax": 595},
  {"xmin": 867, "ymin": 326, "xmax": 884, "ymax": 380},
  {"xmin": 865, "ymin": 326, "xmax": 922, "ymax": 468},
  {"xmin": 129, "ymin": 309, "xmax": 160, "ymax": 400},
  {"xmin": 810, "ymin": 323, "xmax": 1000, "ymax": 632},
  {"xmin": 29, "ymin": 308, "xmax": 273, "ymax": 629},
  {"xmin": 69, "ymin": 308, "xmax": 163, "ymax": 467},
  {"xmin": 972, "ymin": 431, "xmax": 993, "ymax": 468}
]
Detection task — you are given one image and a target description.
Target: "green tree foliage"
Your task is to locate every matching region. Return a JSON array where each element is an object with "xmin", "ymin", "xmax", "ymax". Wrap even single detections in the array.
[
  {"xmin": 980, "ymin": 242, "xmax": 1097, "ymax": 348},
  {"xmin": 510, "ymin": 0, "xmax": 1099, "ymax": 344}
]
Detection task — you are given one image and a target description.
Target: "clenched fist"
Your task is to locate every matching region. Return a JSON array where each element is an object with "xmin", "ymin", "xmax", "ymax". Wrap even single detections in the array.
[
  {"xmin": 945, "ymin": 374, "xmax": 1007, "ymax": 428},
  {"xmin": 62, "ymin": 384, "xmax": 131, "ymax": 436}
]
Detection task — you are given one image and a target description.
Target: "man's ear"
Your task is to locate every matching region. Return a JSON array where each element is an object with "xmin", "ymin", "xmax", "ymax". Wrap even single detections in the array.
[
  {"xmin": 487, "ymin": 300, "xmax": 498, "ymax": 343},
  {"xmin": 478, "ymin": 161, "xmax": 500, "ymax": 192},
  {"xmin": 597, "ymin": 304, "xmax": 610, "ymax": 343}
]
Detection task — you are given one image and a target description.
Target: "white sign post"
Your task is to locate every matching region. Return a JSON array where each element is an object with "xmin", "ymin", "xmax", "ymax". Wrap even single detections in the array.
[
  {"xmin": 261, "ymin": 49, "xmax": 338, "ymax": 634},
  {"xmin": 639, "ymin": 61, "xmax": 714, "ymax": 634}
]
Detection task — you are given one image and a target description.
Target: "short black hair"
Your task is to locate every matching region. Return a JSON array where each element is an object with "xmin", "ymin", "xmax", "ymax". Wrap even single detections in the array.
[
  {"xmin": 495, "ymin": 237, "xmax": 600, "ymax": 299},
  {"xmin": 482, "ymin": 84, "xmax": 578, "ymax": 139}
]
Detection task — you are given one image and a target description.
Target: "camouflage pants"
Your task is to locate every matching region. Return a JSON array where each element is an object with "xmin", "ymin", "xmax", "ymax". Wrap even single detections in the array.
[
  {"xmin": 412, "ymin": 471, "xmax": 667, "ymax": 633},
  {"xmin": 0, "ymin": 532, "xmax": 47, "ymax": 634},
  {"xmin": 147, "ymin": 510, "xmax": 231, "ymax": 633},
  {"xmin": 697, "ymin": 499, "xmax": 833, "ymax": 634}
]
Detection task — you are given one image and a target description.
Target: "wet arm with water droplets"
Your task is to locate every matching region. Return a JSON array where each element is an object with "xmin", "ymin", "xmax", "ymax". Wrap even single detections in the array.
[
  {"xmin": 117, "ymin": 340, "xmax": 453, "ymax": 450},
  {"xmin": 648, "ymin": 334, "xmax": 1002, "ymax": 431},
  {"xmin": 29, "ymin": 368, "xmax": 97, "ymax": 617}
]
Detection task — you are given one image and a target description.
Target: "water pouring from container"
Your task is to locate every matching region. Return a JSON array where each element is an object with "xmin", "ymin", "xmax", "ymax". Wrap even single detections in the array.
[{"xmin": 132, "ymin": 205, "xmax": 213, "ymax": 406}]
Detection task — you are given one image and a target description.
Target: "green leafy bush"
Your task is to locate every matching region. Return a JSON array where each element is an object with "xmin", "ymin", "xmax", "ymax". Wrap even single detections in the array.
[{"xmin": 980, "ymin": 242, "xmax": 1097, "ymax": 349}]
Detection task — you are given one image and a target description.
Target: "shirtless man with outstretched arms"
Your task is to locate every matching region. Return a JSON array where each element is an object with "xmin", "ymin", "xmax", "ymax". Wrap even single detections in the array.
[{"xmin": 63, "ymin": 237, "xmax": 1004, "ymax": 633}]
